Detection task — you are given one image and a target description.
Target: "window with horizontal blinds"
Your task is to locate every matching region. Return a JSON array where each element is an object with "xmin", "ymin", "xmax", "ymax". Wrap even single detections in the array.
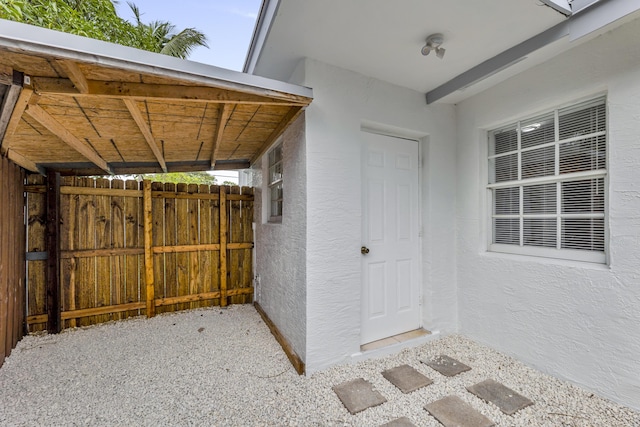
[
  {"xmin": 268, "ymin": 142, "xmax": 283, "ymax": 221},
  {"xmin": 487, "ymin": 97, "xmax": 606, "ymax": 263}
]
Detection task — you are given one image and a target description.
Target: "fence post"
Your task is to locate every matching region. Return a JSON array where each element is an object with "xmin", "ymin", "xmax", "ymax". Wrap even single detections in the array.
[
  {"xmin": 45, "ymin": 170, "xmax": 61, "ymax": 333},
  {"xmin": 143, "ymin": 180, "xmax": 155, "ymax": 317},
  {"xmin": 219, "ymin": 186, "xmax": 227, "ymax": 307}
]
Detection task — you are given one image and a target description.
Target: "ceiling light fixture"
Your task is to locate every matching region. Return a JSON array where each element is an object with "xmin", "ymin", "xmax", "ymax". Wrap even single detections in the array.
[{"xmin": 421, "ymin": 33, "xmax": 446, "ymax": 59}]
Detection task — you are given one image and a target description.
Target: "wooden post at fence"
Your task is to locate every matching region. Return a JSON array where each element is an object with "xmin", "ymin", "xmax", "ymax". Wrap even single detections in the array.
[
  {"xmin": 219, "ymin": 186, "xmax": 228, "ymax": 307},
  {"xmin": 143, "ymin": 180, "xmax": 155, "ymax": 317},
  {"xmin": 45, "ymin": 170, "xmax": 61, "ymax": 333}
]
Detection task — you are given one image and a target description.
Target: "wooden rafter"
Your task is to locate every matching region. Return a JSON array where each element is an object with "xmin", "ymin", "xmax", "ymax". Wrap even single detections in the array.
[
  {"xmin": 210, "ymin": 103, "xmax": 232, "ymax": 168},
  {"xmin": 24, "ymin": 104, "xmax": 112, "ymax": 174},
  {"xmin": 251, "ymin": 106, "xmax": 303, "ymax": 163},
  {"xmin": 0, "ymin": 87, "xmax": 32, "ymax": 155},
  {"xmin": 56, "ymin": 60, "xmax": 89, "ymax": 94},
  {"xmin": 31, "ymin": 77, "xmax": 310, "ymax": 106},
  {"xmin": 123, "ymin": 99, "xmax": 167, "ymax": 173},
  {"xmin": 6, "ymin": 148, "xmax": 42, "ymax": 174},
  {"xmin": 0, "ymin": 84, "xmax": 22, "ymax": 144}
]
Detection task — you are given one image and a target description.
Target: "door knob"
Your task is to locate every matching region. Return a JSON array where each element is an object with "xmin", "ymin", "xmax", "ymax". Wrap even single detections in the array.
[{"xmin": 361, "ymin": 246, "xmax": 370, "ymax": 255}]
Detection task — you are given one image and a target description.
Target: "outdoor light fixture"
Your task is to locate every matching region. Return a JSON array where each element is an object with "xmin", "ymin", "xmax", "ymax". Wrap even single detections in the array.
[{"xmin": 421, "ymin": 33, "xmax": 445, "ymax": 59}]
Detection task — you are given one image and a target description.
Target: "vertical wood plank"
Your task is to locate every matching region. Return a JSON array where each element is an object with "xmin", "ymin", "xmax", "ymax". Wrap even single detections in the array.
[
  {"xmin": 162, "ymin": 182, "xmax": 177, "ymax": 313},
  {"xmin": 111, "ymin": 179, "xmax": 125, "ymax": 321},
  {"xmin": 188, "ymin": 184, "xmax": 200, "ymax": 310},
  {"xmin": 124, "ymin": 180, "xmax": 141, "ymax": 319},
  {"xmin": 59, "ymin": 176, "xmax": 75, "ymax": 329},
  {"xmin": 219, "ymin": 186, "xmax": 228, "ymax": 307},
  {"xmin": 151, "ymin": 181, "xmax": 164, "ymax": 315},
  {"xmin": 241, "ymin": 186, "xmax": 254, "ymax": 304},
  {"xmin": 45, "ymin": 170, "xmax": 61, "ymax": 333},
  {"xmin": 175, "ymin": 183, "xmax": 189, "ymax": 311},
  {"xmin": 77, "ymin": 177, "xmax": 96, "ymax": 327},
  {"xmin": 94, "ymin": 178, "xmax": 111, "ymax": 324},
  {"xmin": 14, "ymin": 167, "xmax": 26, "ymax": 344},
  {"xmin": 198, "ymin": 184, "xmax": 213, "ymax": 308},
  {"xmin": 211, "ymin": 185, "xmax": 220, "ymax": 306},
  {"xmin": 1, "ymin": 158, "xmax": 9, "ymax": 358},
  {"xmin": 143, "ymin": 180, "xmax": 155, "ymax": 318},
  {"xmin": 26, "ymin": 174, "xmax": 46, "ymax": 333},
  {"xmin": 6, "ymin": 158, "xmax": 15, "ymax": 351},
  {"xmin": 229, "ymin": 185, "xmax": 241, "ymax": 304}
]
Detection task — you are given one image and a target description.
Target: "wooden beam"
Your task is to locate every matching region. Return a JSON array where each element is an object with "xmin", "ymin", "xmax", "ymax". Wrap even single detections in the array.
[
  {"xmin": 0, "ymin": 88, "xmax": 32, "ymax": 155},
  {"xmin": 254, "ymin": 302, "xmax": 305, "ymax": 375},
  {"xmin": 56, "ymin": 60, "xmax": 89, "ymax": 94},
  {"xmin": 6, "ymin": 149, "xmax": 42, "ymax": 174},
  {"xmin": 0, "ymin": 65, "xmax": 12, "ymax": 85},
  {"xmin": 123, "ymin": 99, "xmax": 168, "ymax": 173},
  {"xmin": 210, "ymin": 104, "xmax": 232, "ymax": 168},
  {"xmin": 31, "ymin": 77, "xmax": 310, "ymax": 106},
  {"xmin": 251, "ymin": 106, "xmax": 303, "ymax": 163},
  {"xmin": 143, "ymin": 180, "xmax": 155, "ymax": 318},
  {"xmin": 46, "ymin": 170, "xmax": 61, "ymax": 333},
  {"xmin": 24, "ymin": 104, "xmax": 112, "ymax": 174}
]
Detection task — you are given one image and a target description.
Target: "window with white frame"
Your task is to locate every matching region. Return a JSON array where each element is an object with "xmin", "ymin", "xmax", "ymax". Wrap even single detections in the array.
[
  {"xmin": 487, "ymin": 96, "xmax": 607, "ymax": 263},
  {"xmin": 268, "ymin": 142, "xmax": 283, "ymax": 222}
]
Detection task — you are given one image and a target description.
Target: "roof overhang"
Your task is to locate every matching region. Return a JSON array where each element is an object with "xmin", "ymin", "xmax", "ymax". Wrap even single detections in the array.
[
  {"xmin": 0, "ymin": 19, "xmax": 312, "ymax": 175},
  {"xmin": 244, "ymin": 0, "xmax": 640, "ymax": 104}
]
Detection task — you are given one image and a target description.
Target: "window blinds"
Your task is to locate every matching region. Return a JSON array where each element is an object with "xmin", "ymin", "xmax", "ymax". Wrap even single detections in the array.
[{"xmin": 488, "ymin": 97, "xmax": 606, "ymax": 259}]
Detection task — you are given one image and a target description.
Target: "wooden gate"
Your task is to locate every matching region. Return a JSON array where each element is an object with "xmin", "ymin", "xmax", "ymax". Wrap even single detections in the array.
[{"xmin": 26, "ymin": 176, "xmax": 254, "ymax": 332}]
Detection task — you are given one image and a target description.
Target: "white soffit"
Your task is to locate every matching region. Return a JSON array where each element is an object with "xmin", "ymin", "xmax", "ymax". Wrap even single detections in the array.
[{"xmin": 247, "ymin": 0, "xmax": 640, "ymax": 104}]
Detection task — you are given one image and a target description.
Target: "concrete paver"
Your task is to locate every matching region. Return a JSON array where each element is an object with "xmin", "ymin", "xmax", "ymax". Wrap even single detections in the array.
[
  {"xmin": 332, "ymin": 378, "xmax": 387, "ymax": 414},
  {"xmin": 425, "ymin": 395, "xmax": 495, "ymax": 427},
  {"xmin": 381, "ymin": 364, "xmax": 433, "ymax": 394},
  {"xmin": 422, "ymin": 354, "xmax": 472, "ymax": 377},
  {"xmin": 467, "ymin": 379, "xmax": 533, "ymax": 415}
]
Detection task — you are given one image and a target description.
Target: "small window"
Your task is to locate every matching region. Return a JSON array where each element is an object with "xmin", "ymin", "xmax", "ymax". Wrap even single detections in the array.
[
  {"xmin": 487, "ymin": 97, "xmax": 607, "ymax": 263},
  {"xmin": 268, "ymin": 142, "xmax": 283, "ymax": 222}
]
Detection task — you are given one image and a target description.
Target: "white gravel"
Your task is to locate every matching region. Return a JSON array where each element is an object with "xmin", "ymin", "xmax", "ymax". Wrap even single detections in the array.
[{"xmin": 0, "ymin": 304, "xmax": 638, "ymax": 426}]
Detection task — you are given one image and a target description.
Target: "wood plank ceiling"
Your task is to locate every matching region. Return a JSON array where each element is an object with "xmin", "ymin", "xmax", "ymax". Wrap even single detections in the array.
[{"xmin": 0, "ymin": 42, "xmax": 311, "ymax": 176}]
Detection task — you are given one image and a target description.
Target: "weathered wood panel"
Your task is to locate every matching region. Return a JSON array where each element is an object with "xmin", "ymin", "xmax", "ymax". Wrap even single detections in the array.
[
  {"xmin": 26, "ymin": 178, "xmax": 253, "ymax": 330},
  {"xmin": 0, "ymin": 157, "xmax": 25, "ymax": 367}
]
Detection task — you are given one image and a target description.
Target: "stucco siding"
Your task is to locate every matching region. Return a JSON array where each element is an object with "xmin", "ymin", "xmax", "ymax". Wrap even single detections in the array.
[
  {"xmin": 252, "ymin": 113, "xmax": 307, "ymax": 362},
  {"xmin": 299, "ymin": 58, "xmax": 458, "ymax": 373},
  {"xmin": 455, "ymin": 18, "xmax": 640, "ymax": 410}
]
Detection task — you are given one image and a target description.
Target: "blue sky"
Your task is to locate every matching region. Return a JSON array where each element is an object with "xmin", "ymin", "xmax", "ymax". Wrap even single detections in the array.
[{"xmin": 115, "ymin": 0, "xmax": 262, "ymax": 71}]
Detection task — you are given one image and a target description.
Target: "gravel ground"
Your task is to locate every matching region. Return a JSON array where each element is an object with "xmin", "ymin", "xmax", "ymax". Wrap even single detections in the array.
[{"xmin": 0, "ymin": 304, "xmax": 638, "ymax": 427}]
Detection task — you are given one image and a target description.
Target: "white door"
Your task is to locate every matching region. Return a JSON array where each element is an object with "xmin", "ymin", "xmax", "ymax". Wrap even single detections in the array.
[{"xmin": 361, "ymin": 132, "xmax": 421, "ymax": 344}]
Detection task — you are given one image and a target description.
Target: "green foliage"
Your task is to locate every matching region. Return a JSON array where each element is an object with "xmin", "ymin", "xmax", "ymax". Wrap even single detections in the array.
[
  {"xmin": 141, "ymin": 172, "xmax": 218, "ymax": 185},
  {"xmin": 0, "ymin": 0, "xmax": 208, "ymax": 58}
]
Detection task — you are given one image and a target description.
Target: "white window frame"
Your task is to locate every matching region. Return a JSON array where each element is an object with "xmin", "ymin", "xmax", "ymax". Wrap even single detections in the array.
[
  {"xmin": 486, "ymin": 96, "xmax": 607, "ymax": 264},
  {"xmin": 267, "ymin": 141, "xmax": 283, "ymax": 223}
]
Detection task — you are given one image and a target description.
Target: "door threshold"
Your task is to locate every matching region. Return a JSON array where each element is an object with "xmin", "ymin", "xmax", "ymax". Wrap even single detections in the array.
[{"xmin": 360, "ymin": 328, "xmax": 432, "ymax": 352}]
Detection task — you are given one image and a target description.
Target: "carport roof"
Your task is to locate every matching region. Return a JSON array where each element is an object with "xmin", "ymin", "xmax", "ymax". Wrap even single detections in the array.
[{"xmin": 0, "ymin": 19, "xmax": 312, "ymax": 176}]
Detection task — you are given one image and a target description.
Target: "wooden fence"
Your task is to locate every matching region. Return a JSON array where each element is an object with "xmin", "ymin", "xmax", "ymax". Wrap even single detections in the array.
[
  {"xmin": 0, "ymin": 157, "xmax": 25, "ymax": 368},
  {"xmin": 26, "ymin": 176, "xmax": 253, "ymax": 332}
]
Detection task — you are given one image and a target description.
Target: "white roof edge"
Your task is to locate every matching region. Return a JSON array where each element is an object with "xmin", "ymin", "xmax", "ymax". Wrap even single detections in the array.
[
  {"xmin": 243, "ymin": 0, "xmax": 280, "ymax": 74},
  {"xmin": 0, "ymin": 18, "xmax": 312, "ymax": 99}
]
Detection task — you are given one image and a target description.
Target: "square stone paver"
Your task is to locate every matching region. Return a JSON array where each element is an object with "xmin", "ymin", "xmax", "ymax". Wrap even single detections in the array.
[
  {"xmin": 425, "ymin": 395, "xmax": 495, "ymax": 427},
  {"xmin": 381, "ymin": 364, "xmax": 433, "ymax": 393},
  {"xmin": 422, "ymin": 355, "xmax": 472, "ymax": 377},
  {"xmin": 467, "ymin": 379, "xmax": 534, "ymax": 415},
  {"xmin": 380, "ymin": 416, "xmax": 417, "ymax": 427},
  {"xmin": 332, "ymin": 378, "xmax": 387, "ymax": 414}
]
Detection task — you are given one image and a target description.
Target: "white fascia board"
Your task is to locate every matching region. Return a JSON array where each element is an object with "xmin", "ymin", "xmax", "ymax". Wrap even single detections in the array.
[
  {"xmin": 0, "ymin": 19, "xmax": 312, "ymax": 99},
  {"xmin": 541, "ymin": 0, "xmax": 572, "ymax": 16},
  {"xmin": 243, "ymin": 0, "xmax": 280, "ymax": 74}
]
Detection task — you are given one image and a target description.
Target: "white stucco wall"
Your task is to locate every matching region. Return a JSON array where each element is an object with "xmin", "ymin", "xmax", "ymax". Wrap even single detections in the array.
[
  {"xmin": 298, "ymin": 58, "xmax": 458, "ymax": 373},
  {"xmin": 251, "ymin": 114, "xmax": 307, "ymax": 361},
  {"xmin": 455, "ymin": 18, "xmax": 640, "ymax": 410}
]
